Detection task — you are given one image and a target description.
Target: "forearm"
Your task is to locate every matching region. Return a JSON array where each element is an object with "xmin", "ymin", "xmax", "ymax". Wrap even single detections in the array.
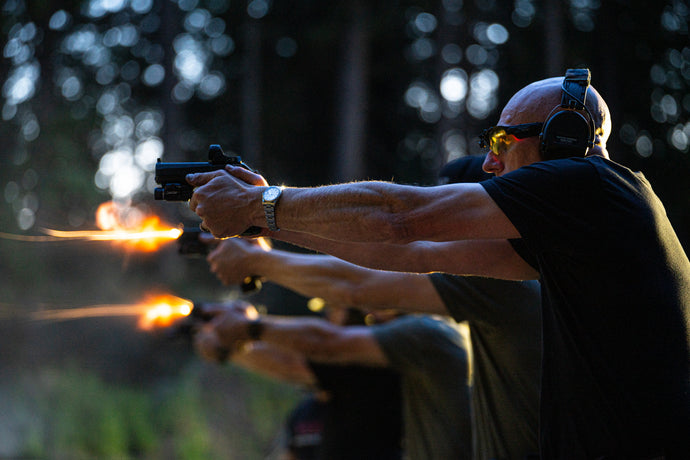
[
  {"xmin": 254, "ymin": 250, "xmax": 372, "ymax": 307},
  {"xmin": 255, "ymin": 316, "xmax": 387, "ymax": 366},
  {"xmin": 250, "ymin": 247, "xmax": 448, "ymax": 313},
  {"xmin": 270, "ymin": 232, "xmax": 536, "ymax": 280},
  {"xmin": 268, "ymin": 232, "xmax": 414, "ymax": 272},
  {"xmin": 231, "ymin": 341, "xmax": 316, "ymax": 386},
  {"xmin": 191, "ymin": 167, "xmax": 517, "ymax": 244},
  {"xmin": 252, "ymin": 182, "xmax": 503, "ymax": 244}
]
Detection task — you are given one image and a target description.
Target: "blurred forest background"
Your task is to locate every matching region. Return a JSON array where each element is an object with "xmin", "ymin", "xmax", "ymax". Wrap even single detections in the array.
[{"xmin": 0, "ymin": 0, "xmax": 689, "ymax": 458}]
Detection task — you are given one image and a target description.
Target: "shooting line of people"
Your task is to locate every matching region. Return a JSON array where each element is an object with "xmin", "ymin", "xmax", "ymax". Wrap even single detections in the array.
[
  {"xmin": 177, "ymin": 69, "xmax": 689, "ymax": 459},
  {"xmin": 31, "ymin": 68, "xmax": 684, "ymax": 459}
]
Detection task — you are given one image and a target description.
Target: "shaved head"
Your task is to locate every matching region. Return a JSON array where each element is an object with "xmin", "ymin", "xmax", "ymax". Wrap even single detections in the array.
[{"xmin": 500, "ymin": 76, "xmax": 612, "ymax": 149}]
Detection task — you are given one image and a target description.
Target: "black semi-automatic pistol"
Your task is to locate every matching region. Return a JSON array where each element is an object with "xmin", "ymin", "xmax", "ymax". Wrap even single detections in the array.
[{"xmin": 155, "ymin": 144, "xmax": 261, "ymax": 236}]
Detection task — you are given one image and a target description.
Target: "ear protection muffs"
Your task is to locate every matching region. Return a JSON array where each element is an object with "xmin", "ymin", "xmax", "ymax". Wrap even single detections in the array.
[{"xmin": 540, "ymin": 68, "xmax": 595, "ymax": 160}]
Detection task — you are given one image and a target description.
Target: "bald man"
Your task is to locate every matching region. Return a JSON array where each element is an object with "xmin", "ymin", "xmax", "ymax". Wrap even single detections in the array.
[{"xmin": 188, "ymin": 70, "xmax": 690, "ymax": 459}]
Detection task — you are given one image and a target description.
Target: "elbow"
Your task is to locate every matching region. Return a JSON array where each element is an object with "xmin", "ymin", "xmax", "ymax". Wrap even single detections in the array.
[
  {"xmin": 378, "ymin": 213, "xmax": 417, "ymax": 244},
  {"xmin": 323, "ymin": 267, "xmax": 382, "ymax": 307},
  {"xmin": 343, "ymin": 284, "xmax": 370, "ymax": 308}
]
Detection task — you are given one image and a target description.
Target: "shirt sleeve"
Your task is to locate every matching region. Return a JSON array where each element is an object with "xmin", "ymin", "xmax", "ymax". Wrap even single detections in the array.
[
  {"xmin": 371, "ymin": 315, "xmax": 467, "ymax": 375},
  {"xmin": 480, "ymin": 158, "xmax": 601, "ymax": 257},
  {"xmin": 428, "ymin": 274, "xmax": 541, "ymax": 328}
]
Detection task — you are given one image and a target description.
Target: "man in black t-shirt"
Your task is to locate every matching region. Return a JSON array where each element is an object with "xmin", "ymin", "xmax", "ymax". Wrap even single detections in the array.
[
  {"xmin": 198, "ymin": 155, "xmax": 540, "ymax": 460},
  {"xmin": 188, "ymin": 72, "xmax": 690, "ymax": 458}
]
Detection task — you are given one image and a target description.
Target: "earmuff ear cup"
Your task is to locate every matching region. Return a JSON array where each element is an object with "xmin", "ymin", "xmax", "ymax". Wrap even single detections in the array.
[{"xmin": 540, "ymin": 110, "xmax": 591, "ymax": 160}]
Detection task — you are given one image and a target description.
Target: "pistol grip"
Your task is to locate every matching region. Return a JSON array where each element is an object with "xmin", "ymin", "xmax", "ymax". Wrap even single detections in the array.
[{"xmin": 240, "ymin": 226, "xmax": 262, "ymax": 237}]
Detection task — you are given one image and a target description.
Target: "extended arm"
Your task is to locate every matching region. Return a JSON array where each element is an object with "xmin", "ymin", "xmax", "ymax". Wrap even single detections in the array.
[
  {"xmin": 206, "ymin": 237, "xmax": 450, "ymax": 314},
  {"xmin": 265, "ymin": 231, "xmax": 538, "ymax": 280},
  {"xmin": 229, "ymin": 341, "xmax": 317, "ymax": 386},
  {"xmin": 195, "ymin": 301, "xmax": 389, "ymax": 367},
  {"xmin": 187, "ymin": 167, "xmax": 519, "ymax": 244}
]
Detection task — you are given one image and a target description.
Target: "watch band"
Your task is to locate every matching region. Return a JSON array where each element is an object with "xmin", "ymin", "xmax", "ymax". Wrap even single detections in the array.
[
  {"xmin": 247, "ymin": 318, "xmax": 264, "ymax": 341},
  {"xmin": 264, "ymin": 202, "xmax": 278, "ymax": 231},
  {"xmin": 262, "ymin": 186, "xmax": 282, "ymax": 231}
]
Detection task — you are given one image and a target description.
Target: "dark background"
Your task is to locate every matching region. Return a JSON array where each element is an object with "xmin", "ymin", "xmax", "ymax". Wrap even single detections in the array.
[{"xmin": 1, "ymin": 0, "xmax": 688, "ymax": 458}]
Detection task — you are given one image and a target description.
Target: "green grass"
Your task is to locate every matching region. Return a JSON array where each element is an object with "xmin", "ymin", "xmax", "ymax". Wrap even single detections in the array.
[{"xmin": 0, "ymin": 363, "xmax": 300, "ymax": 459}]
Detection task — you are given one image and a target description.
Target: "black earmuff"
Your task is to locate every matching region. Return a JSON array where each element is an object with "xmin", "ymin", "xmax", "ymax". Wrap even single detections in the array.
[{"xmin": 540, "ymin": 68, "xmax": 595, "ymax": 160}]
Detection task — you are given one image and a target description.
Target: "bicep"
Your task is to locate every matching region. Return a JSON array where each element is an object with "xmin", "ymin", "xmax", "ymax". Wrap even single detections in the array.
[
  {"xmin": 415, "ymin": 239, "xmax": 539, "ymax": 280},
  {"xmin": 351, "ymin": 271, "xmax": 448, "ymax": 314},
  {"xmin": 307, "ymin": 327, "xmax": 389, "ymax": 367},
  {"xmin": 393, "ymin": 183, "xmax": 521, "ymax": 242}
]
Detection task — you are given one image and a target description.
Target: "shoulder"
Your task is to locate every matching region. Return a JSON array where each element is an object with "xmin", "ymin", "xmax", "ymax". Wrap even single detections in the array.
[
  {"xmin": 507, "ymin": 157, "xmax": 598, "ymax": 183},
  {"xmin": 373, "ymin": 315, "xmax": 464, "ymax": 343},
  {"xmin": 481, "ymin": 157, "xmax": 603, "ymax": 209}
]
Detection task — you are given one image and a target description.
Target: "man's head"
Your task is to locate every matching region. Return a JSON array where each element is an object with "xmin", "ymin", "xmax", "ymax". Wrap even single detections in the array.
[{"xmin": 482, "ymin": 74, "xmax": 611, "ymax": 176}]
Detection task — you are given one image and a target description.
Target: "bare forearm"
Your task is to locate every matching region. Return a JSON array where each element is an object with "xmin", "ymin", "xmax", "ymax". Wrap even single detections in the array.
[
  {"xmin": 190, "ymin": 167, "xmax": 518, "ymax": 245},
  {"xmin": 268, "ymin": 232, "xmax": 417, "ymax": 272},
  {"xmin": 258, "ymin": 316, "xmax": 387, "ymax": 366},
  {"xmin": 231, "ymin": 342, "xmax": 317, "ymax": 386},
  {"xmin": 254, "ymin": 250, "xmax": 372, "ymax": 307},
  {"xmin": 270, "ymin": 232, "xmax": 537, "ymax": 280},
  {"xmin": 251, "ymin": 248, "xmax": 448, "ymax": 314},
  {"xmin": 254, "ymin": 182, "xmax": 508, "ymax": 244}
]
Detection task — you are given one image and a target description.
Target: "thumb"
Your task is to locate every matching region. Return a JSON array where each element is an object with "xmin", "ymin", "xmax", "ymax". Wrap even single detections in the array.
[
  {"xmin": 186, "ymin": 169, "xmax": 227, "ymax": 186},
  {"xmin": 225, "ymin": 165, "xmax": 269, "ymax": 186}
]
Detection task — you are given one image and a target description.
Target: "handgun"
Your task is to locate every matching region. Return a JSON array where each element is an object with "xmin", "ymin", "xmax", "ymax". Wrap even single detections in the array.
[
  {"xmin": 177, "ymin": 227, "xmax": 262, "ymax": 294},
  {"xmin": 155, "ymin": 144, "xmax": 261, "ymax": 236},
  {"xmin": 169, "ymin": 302, "xmax": 231, "ymax": 361},
  {"xmin": 171, "ymin": 302, "xmax": 210, "ymax": 338}
]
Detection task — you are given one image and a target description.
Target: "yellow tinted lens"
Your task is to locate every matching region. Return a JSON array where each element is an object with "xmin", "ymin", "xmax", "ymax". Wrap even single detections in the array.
[{"xmin": 490, "ymin": 130, "xmax": 515, "ymax": 155}]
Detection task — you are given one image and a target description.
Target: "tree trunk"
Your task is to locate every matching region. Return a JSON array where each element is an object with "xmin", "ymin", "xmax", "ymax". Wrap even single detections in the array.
[
  {"xmin": 543, "ymin": 0, "xmax": 565, "ymax": 76},
  {"xmin": 159, "ymin": 0, "xmax": 186, "ymax": 159},
  {"xmin": 241, "ymin": 18, "xmax": 263, "ymax": 169},
  {"xmin": 331, "ymin": 1, "xmax": 369, "ymax": 181}
]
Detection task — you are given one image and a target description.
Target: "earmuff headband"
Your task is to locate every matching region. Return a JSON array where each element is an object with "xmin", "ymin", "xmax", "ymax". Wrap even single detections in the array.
[{"xmin": 561, "ymin": 69, "xmax": 590, "ymax": 110}]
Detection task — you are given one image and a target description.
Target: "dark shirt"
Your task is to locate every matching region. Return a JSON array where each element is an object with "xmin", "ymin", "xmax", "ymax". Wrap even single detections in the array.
[
  {"xmin": 372, "ymin": 315, "xmax": 472, "ymax": 460},
  {"xmin": 482, "ymin": 156, "xmax": 690, "ymax": 459},
  {"xmin": 309, "ymin": 363, "xmax": 403, "ymax": 460},
  {"xmin": 430, "ymin": 275, "xmax": 541, "ymax": 460}
]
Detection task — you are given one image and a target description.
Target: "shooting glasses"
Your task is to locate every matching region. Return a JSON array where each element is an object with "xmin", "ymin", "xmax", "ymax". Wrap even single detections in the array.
[{"xmin": 479, "ymin": 122, "xmax": 543, "ymax": 155}]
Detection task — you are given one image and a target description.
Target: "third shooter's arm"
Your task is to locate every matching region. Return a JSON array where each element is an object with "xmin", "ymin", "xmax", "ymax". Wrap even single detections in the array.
[
  {"xmin": 231, "ymin": 342, "xmax": 317, "ymax": 386},
  {"xmin": 196, "ymin": 301, "xmax": 389, "ymax": 366}
]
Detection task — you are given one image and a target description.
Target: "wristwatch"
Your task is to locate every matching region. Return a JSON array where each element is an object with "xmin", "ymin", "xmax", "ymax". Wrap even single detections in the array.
[
  {"xmin": 262, "ymin": 186, "xmax": 283, "ymax": 231},
  {"xmin": 247, "ymin": 318, "xmax": 264, "ymax": 341}
]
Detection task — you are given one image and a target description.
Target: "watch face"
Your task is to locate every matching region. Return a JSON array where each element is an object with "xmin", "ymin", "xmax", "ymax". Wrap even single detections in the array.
[{"xmin": 264, "ymin": 187, "xmax": 281, "ymax": 201}]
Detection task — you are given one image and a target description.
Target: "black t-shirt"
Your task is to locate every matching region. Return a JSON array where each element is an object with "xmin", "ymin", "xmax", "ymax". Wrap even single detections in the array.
[
  {"xmin": 482, "ymin": 156, "xmax": 690, "ymax": 458},
  {"xmin": 308, "ymin": 363, "xmax": 403, "ymax": 460}
]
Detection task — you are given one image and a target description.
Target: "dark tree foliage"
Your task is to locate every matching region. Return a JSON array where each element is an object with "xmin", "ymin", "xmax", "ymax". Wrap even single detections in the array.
[
  {"xmin": 0, "ymin": 0, "xmax": 688, "ymax": 404},
  {"xmin": 0, "ymin": 0, "xmax": 688, "ymax": 456}
]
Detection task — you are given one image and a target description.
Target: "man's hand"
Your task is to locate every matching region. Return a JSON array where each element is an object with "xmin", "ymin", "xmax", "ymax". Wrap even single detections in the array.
[
  {"xmin": 193, "ymin": 300, "xmax": 259, "ymax": 362},
  {"xmin": 205, "ymin": 236, "xmax": 271, "ymax": 286},
  {"xmin": 187, "ymin": 166, "xmax": 269, "ymax": 238}
]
